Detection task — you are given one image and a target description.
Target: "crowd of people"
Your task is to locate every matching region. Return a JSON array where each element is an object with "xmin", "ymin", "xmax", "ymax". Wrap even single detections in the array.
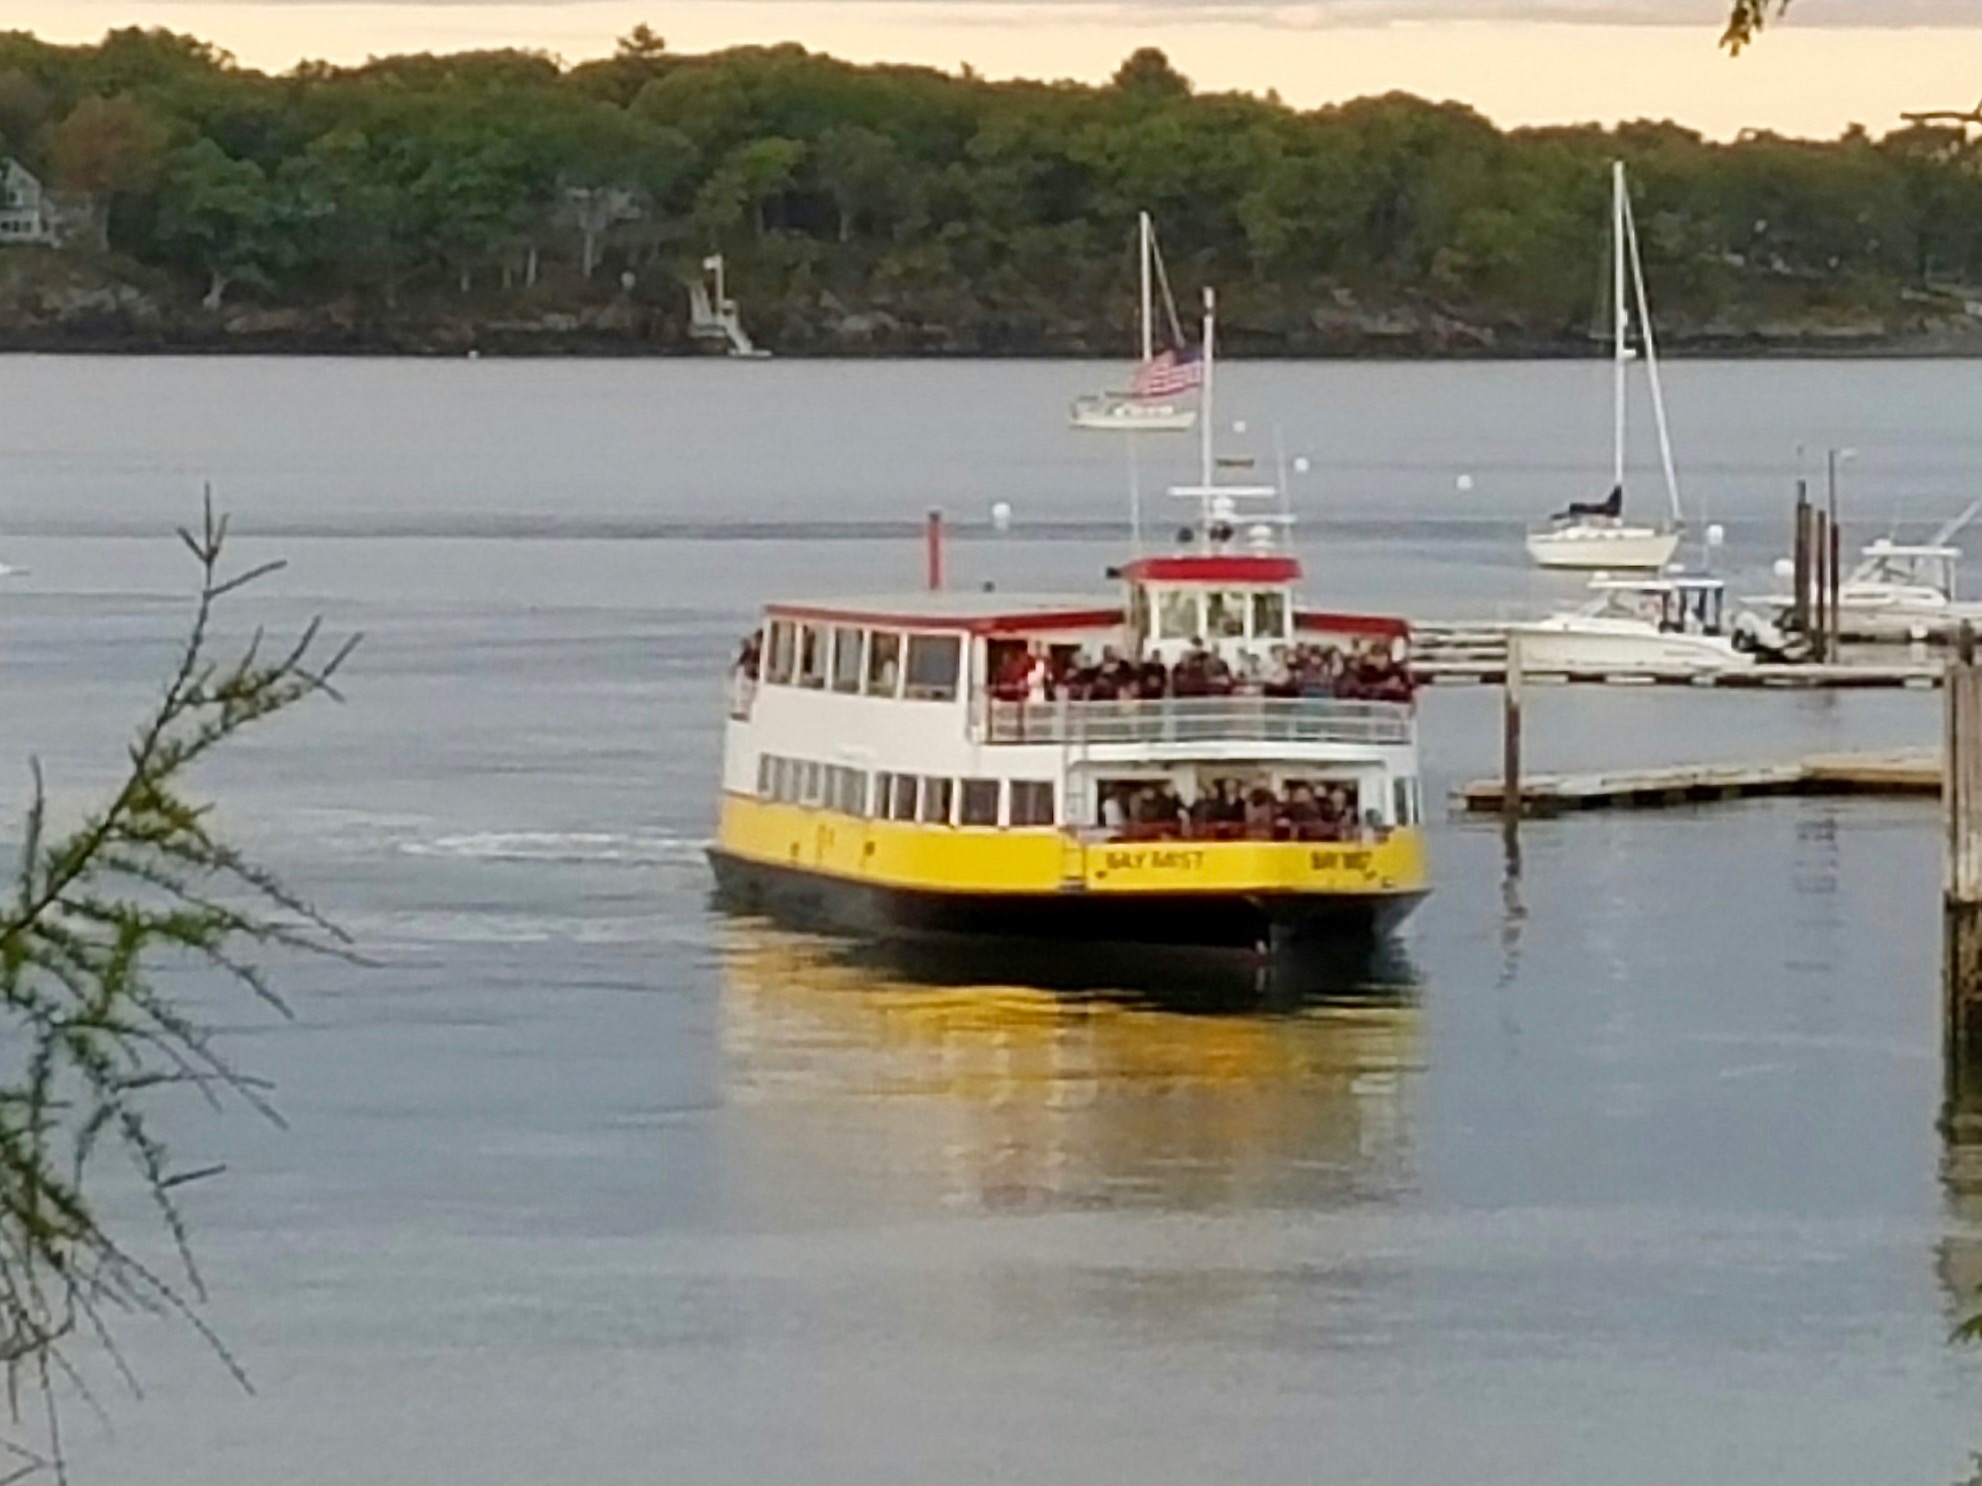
[
  {"xmin": 732, "ymin": 631, "xmax": 1415, "ymax": 707},
  {"xmin": 992, "ymin": 640, "xmax": 1413, "ymax": 706},
  {"xmin": 1102, "ymin": 779, "xmax": 1373, "ymax": 844}
]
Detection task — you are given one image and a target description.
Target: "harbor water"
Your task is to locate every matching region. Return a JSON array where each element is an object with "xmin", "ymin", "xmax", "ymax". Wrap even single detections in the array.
[{"xmin": 0, "ymin": 355, "xmax": 1976, "ymax": 1482}]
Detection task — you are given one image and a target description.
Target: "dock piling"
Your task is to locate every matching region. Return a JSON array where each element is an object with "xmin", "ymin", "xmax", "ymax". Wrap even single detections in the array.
[
  {"xmin": 1947, "ymin": 626, "xmax": 1982, "ymax": 1065},
  {"xmin": 1792, "ymin": 479, "xmax": 1811, "ymax": 641},
  {"xmin": 1502, "ymin": 633, "xmax": 1524, "ymax": 829}
]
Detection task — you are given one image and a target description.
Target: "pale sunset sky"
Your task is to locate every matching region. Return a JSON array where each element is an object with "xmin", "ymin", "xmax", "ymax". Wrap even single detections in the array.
[{"xmin": 10, "ymin": 1, "xmax": 1982, "ymax": 139}]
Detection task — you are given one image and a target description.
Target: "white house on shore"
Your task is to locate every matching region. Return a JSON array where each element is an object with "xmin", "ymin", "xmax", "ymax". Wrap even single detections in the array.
[{"xmin": 0, "ymin": 159, "xmax": 53, "ymax": 246}]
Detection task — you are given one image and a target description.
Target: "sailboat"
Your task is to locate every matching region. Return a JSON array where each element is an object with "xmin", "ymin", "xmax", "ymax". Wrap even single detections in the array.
[
  {"xmin": 1526, "ymin": 162, "xmax": 1683, "ymax": 571},
  {"xmin": 1070, "ymin": 212, "xmax": 1199, "ymax": 433}
]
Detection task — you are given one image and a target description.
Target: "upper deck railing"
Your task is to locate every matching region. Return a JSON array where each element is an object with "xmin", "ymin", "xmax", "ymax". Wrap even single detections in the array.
[{"xmin": 979, "ymin": 695, "xmax": 1413, "ymax": 747}]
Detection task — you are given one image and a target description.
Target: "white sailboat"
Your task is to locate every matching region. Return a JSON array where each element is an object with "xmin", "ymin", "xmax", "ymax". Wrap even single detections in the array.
[
  {"xmin": 1071, "ymin": 212, "xmax": 1198, "ymax": 433},
  {"xmin": 1526, "ymin": 162, "xmax": 1683, "ymax": 572}
]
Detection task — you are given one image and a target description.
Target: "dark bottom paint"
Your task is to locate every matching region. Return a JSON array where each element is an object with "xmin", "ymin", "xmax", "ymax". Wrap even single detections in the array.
[{"xmin": 707, "ymin": 850, "xmax": 1426, "ymax": 953}]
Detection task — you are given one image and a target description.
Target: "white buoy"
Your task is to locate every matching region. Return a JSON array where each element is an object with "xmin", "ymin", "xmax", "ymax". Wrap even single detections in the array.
[
  {"xmin": 1773, "ymin": 557, "xmax": 1795, "ymax": 580},
  {"xmin": 1456, "ymin": 473, "xmax": 1475, "ymax": 493},
  {"xmin": 1706, "ymin": 523, "xmax": 1725, "ymax": 549},
  {"xmin": 990, "ymin": 501, "xmax": 1012, "ymax": 533},
  {"xmin": 1233, "ymin": 419, "xmax": 1247, "ymax": 435},
  {"xmin": 1293, "ymin": 456, "xmax": 1311, "ymax": 475}
]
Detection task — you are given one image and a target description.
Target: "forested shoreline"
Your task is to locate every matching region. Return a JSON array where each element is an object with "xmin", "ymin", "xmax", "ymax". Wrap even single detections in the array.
[{"xmin": 2, "ymin": 26, "xmax": 1982, "ymax": 357}]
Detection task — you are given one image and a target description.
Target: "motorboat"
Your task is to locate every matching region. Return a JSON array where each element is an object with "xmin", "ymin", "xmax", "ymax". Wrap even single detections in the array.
[
  {"xmin": 1526, "ymin": 162, "xmax": 1684, "ymax": 572},
  {"xmin": 1070, "ymin": 212, "xmax": 1199, "ymax": 433},
  {"xmin": 1508, "ymin": 577, "xmax": 1754, "ymax": 674},
  {"xmin": 1748, "ymin": 501, "xmax": 1982, "ymax": 641}
]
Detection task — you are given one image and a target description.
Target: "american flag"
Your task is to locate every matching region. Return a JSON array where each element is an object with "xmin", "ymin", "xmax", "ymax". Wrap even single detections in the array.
[{"xmin": 1129, "ymin": 346, "xmax": 1202, "ymax": 400}]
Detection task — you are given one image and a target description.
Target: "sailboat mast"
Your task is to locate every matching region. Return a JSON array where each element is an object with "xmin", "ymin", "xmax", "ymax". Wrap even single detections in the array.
[
  {"xmin": 1622, "ymin": 181, "xmax": 1684, "ymax": 529},
  {"xmin": 1138, "ymin": 212, "xmax": 1153, "ymax": 363},
  {"xmin": 1200, "ymin": 286, "xmax": 1216, "ymax": 495},
  {"xmin": 1612, "ymin": 160, "xmax": 1627, "ymax": 496}
]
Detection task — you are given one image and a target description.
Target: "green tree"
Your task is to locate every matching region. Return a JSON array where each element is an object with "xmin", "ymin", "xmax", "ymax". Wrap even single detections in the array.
[
  {"xmin": 0, "ymin": 503, "xmax": 352, "ymax": 1473},
  {"xmin": 814, "ymin": 123, "xmax": 901, "ymax": 242},
  {"xmin": 154, "ymin": 137, "xmax": 282, "ymax": 308},
  {"xmin": 46, "ymin": 93, "xmax": 169, "ymax": 249},
  {"xmin": 696, "ymin": 135, "xmax": 805, "ymax": 239},
  {"xmin": 1111, "ymin": 48, "xmax": 1191, "ymax": 101}
]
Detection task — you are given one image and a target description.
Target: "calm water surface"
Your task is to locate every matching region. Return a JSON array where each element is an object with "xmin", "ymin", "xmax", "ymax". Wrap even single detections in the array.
[{"xmin": 0, "ymin": 356, "xmax": 1977, "ymax": 1483}]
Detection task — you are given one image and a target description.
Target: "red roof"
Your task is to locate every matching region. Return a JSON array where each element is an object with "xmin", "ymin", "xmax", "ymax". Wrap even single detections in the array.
[
  {"xmin": 1120, "ymin": 554, "xmax": 1303, "ymax": 584},
  {"xmin": 1296, "ymin": 610, "xmax": 1412, "ymax": 640},
  {"xmin": 766, "ymin": 600, "xmax": 1124, "ymax": 637}
]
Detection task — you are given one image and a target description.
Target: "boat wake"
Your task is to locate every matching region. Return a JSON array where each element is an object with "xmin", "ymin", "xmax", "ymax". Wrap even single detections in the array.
[{"xmin": 398, "ymin": 829, "xmax": 710, "ymax": 866}]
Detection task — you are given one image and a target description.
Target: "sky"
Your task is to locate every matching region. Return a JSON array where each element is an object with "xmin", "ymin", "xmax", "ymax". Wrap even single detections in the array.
[{"xmin": 10, "ymin": 1, "xmax": 1982, "ymax": 140}]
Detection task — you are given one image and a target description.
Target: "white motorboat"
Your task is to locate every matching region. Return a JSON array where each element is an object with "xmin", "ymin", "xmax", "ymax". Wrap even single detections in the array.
[
  {"xmin": 1509, "ymin": 577, "xmax": 1753, "ymax": 674},
  {"xmin": 1070, "ymin": 212, "xmax": 1199, "ymax": 433},
  {"xmin": 1526, "ymin": 162, "xmax": 1684, "ymax": 572},
  {"xmin": 1749, "ymin": 501, "xmax": 1982, "ymax": 641}
]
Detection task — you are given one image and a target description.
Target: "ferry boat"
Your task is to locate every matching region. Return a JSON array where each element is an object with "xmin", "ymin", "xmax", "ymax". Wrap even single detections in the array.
[{"xmin": 709, "ymin": 293, "xmax": 1429, "ymax": 954}]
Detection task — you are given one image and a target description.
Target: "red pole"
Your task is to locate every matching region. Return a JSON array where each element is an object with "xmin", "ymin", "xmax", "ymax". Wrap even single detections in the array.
[{"xmin": 926, "ymin": 508, "xmax": 944, "ymax": 591}]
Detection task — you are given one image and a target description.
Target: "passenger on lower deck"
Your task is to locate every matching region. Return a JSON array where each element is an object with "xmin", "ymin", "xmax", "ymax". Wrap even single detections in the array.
[{"xmin": 1099, "ymin": 776, "xmax": 1372, "ymax": 844}]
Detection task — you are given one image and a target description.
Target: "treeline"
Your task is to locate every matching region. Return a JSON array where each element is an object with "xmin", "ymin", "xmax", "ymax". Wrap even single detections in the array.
[{"xmin": 1, "ymin": 25, "xmax": 1980, "ymax": 353}]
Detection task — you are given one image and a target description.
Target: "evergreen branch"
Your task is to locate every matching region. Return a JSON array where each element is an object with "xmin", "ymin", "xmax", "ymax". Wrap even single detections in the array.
[{"xmin": 0, "ymin": 498, "xmax": 355, "ymax": 1474}]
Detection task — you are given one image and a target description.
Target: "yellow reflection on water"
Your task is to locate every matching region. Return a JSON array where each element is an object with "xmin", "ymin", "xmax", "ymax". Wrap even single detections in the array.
[{"xmin": 717, "ymin": 924, "xmax": 1424, "ymax": 1218}]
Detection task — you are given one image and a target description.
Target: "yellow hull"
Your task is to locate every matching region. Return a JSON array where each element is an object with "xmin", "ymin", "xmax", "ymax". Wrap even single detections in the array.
[{"xmin": 714, "ymin": 793, "xmax": 1429, "ymax": 900}]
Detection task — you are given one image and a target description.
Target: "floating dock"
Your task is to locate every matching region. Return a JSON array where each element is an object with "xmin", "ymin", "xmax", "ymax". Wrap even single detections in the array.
[
  {"xmin": 1417, "ymin": 659, "xmax": 1942, "ymax": 689},
  {"xmin": 1456, "ymin": 748, "xmax": 1941, "ymax": 816},
  {"xmin": 1411, "ymin": 622, "xmax": 1942, "ymax": 689}
]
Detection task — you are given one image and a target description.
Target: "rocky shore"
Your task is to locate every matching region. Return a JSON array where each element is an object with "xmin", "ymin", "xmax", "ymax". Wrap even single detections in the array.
[{"xmin": 6, "ymin": 250, "xmax": 1981, "ymax": 359}]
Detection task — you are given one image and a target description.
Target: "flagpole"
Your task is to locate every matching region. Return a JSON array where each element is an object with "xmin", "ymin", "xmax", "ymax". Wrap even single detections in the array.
[
  {"xmin": 1128, "ymin": 432, "xmax": 1143, "ymax": 557},
  {"xmin": 1138, "ymin": 212, "xmax": 1153, "ymax": 364},
  {"xmin": 1199, "ymin": 286, "xmax": 1216, "ymax": 497}
]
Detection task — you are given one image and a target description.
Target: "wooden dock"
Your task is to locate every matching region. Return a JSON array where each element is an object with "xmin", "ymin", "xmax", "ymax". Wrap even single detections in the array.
[
  {"xmin": 1416, "ymin": 659, "xmax": 1942, "ymax": 689},
  {"xmin": 1411, "ymin": 621, "xmax": 1942, "ymax": 689},
  {"xmin": 1456, "ymin": 748, "xmax": 1941, "ymax": 816}
]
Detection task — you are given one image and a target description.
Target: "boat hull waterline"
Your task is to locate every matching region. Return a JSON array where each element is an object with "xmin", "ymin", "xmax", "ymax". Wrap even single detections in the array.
[
  {"xmin": 1507, "ymin": 619, "xmax": 1750, "ymax": 674},
  {"xmin": 1526, "ymin": 526, "xmax": 1681, "ymax": 571},
  {"xmin": 1070, "ymin": 398, "xmax": 1197, "ymax": 433},
  {"xmin": 710, "ymin": 848, "xmax": 1425, "ymax": 950}
]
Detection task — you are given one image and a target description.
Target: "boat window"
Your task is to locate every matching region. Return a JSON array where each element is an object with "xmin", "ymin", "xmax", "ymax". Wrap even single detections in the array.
[
  {"xmin": 959, "ymin": 779, "xmax": 1001, "ymax": 827},
  {"xmin": 768, "ymin": 756, "xmax": 791, "ymax": 802},
  {"xmin": 904, "ymin": 635, "xmax": 962, "ymax": 701},
  {"xmin": 757, "ymin": 755, "xmax": 774, "ymax": 798},
  {"xmin": 830, "ymin": 627, "xmax": 864, "ymax": 693},
  {"xmin": 846, "ymin": 771, "xmax": 869, "ymax": 817},
  {"xmin": 1205, "ymin": 591, "xmax": 1245, "ymax": 640},
  {"xmin": 765, "ymin": 621, "xmax": 796, "ymax": 685},
  {"xmin": 921, "ymin": 778, "xmax": 955, "ymax": 826},
  {"xmin": 798, "ymin": 626, "xmax": 827, "ymax": 689},
  {"xmin": 1251, "ymin": 590, "xmax": 1288, "ymax": 640},
  {"xmin": 1157, "ymin": 590, "xmax": 1199, "ymax": 641},
  {"xmin": 1392, "ymin": 776, "xmax": 1414, "ymax": 827},
  {"xmin": 1010, "ymin": 781, "xmax": 1055, "ymax": 827},
  {"xmin": 1129, "ymin": 586, "xmax": 1151, "ymax": 648},
  {"xmin": 889, "ymin": 773, "xmax": 919, "ymax": 822},
  {"xmin": 866, "ymin": 632, "xmax": 902, "ymax": 698}
]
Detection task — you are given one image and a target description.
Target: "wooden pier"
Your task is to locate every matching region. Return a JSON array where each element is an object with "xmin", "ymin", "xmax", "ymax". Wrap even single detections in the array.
[
  {"xmin": 1417, "ymin": 659, "xmax": 1941, "ymax": 689},
  {"xmin": 1457, "ymin": 748, "xmax": 1940, "ymax": 816},
  {"xmin": 1411, "ymin": 621, "xmax": 1942, "ymax": 689}
]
